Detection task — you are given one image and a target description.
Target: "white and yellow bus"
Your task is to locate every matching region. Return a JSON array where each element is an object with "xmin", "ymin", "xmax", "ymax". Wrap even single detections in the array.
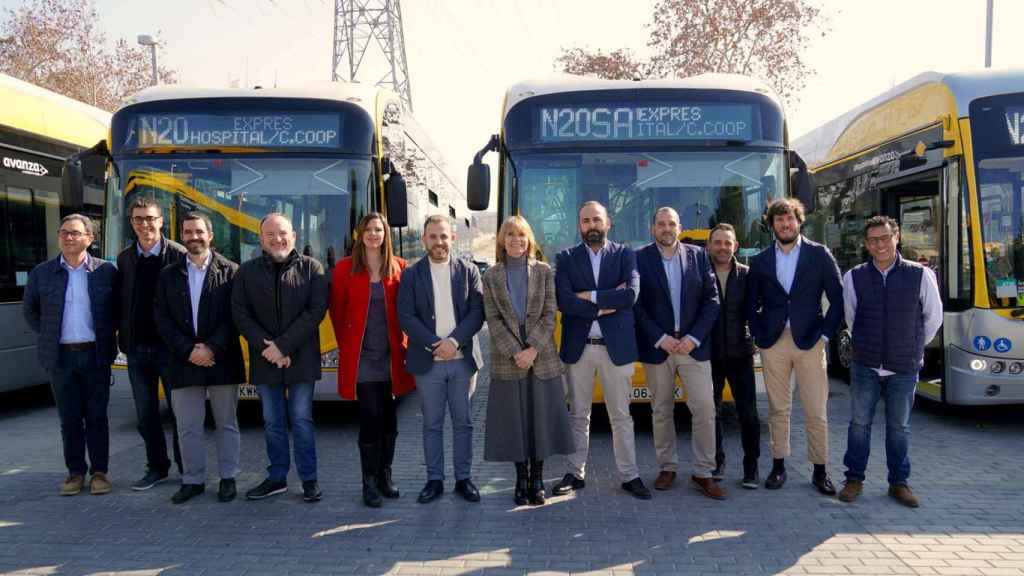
[
  {"xmin": 467, "ymin": 74, "xmax": 812, "ymax": 401},
  {"xmin": 67, "ymin": 83, "xmax": 475, "ymax": 400},
  {"xmin": 0, "ymin": 73, "xmax": 109, "ymax": 393},
  {"xmin": 794, "ymin": 68, "xmax": 1024, "ymax": 405}
]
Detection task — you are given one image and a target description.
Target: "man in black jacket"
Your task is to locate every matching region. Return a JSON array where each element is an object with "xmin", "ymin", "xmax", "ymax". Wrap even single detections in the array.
[
  {"xmin": 708, "ymin": 223, "xmax": 761, "ymax": 490},
  {"xmin": 115, "ymin": 196, "xmax": 186, "ymax": 490},
  {"xmin": 155, "ymin": 212, "xmax": 246, "ymax": 504},
  {"xmin": 232, "ymin": 213, "xmax": 329, "ymax": 502}
]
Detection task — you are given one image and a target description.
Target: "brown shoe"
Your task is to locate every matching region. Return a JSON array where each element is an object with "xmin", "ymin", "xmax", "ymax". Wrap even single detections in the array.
[
  {"xmin": 89, "ymin": 472, "xmax": 112, "ymax": 495},
  {"xmin": 60, "ymin": 475, "xmax": 84, "ymax": 496},
  {"xmin": 888, "ymin": 484, "xmax": 919, "ymax": 508},
  {"xmin": 692, "ymin": 476, "xmax": 726, "ymax": 500},
  {"xmin": 654, "ymin": 470, "xmax": 676, "ymax": 491},
  {"xmin": 838, "ymin": 480, "xmax": 863, "ymax": 503}
]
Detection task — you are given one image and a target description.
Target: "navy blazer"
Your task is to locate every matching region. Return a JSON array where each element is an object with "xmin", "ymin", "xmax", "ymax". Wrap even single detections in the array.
[
  {"xmin": 745, "ymin": 236, "xmax": 844, "ymax": 350},
  {"xmin": 397, "ymin": 256, "xmax": 484, "ymax": 375},
  {"xmin": 634, "ymin": 242, "xmax": 720, "ymax": 364},
  {"xmin": 555, "ymin": 241, "xmax": 639, "ymax": 366}
]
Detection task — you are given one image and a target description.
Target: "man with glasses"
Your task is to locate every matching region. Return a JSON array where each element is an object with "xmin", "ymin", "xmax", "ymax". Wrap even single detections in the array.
[
  {"xmin": 115, "ymin": 197, "xmax": 187, "ymax": 491},
  {"xmin": 838, "ymin": 216, "xmax": 942, "ymax": 508},
  {"xmin": 24, "ymin": 215, "xmax": 118, "ymax": 496}
]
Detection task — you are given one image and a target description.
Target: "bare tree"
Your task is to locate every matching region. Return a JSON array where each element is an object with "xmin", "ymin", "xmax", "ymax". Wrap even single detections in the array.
[
  {"xmin": 556, "ymin": 0, "xmax": 826, "ymax": 105},
  {"xmin": 0, "ymin": 0, "xmax": 176, "ymax": 111}
]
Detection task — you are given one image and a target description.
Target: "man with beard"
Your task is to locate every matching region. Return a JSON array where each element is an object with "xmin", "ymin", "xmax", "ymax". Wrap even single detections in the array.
[
  {"xmin": 155, "ymin": 212, "xmax": 245, "ymax": 504},
  {"xmin": 398, "ymin": 215, "xmax": 484, "ymax": 504},
  {"xmin": 232, "ymin": 213, "xmax": 328, "ymax": 502},
  {"xmin": 551, "ymin": 201, "xmax": 650, "ymax": 500},
  {"xmin": 115, "ymin": 197, "xmax": 186, "ymax": 491},
  {"xmin": 746, "ymin": 198, "xmax": 843, "ymax": 494},
  {"xmin": 707, "ymin": 223, "xmax": 761, "ymax": 489},
  {"xmin": 634, "ymin": 207, "xmax": 723, "ymax": 499}
]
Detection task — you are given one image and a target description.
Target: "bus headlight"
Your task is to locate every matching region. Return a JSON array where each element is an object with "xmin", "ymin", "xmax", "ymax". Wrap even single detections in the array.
[
  {"xmin": 1008, "ymin": 362, "xmax": 1023, "ymax": 375},
  {"xmin": 969, "ymin": 359, "xmax": 987, "ymax": 371},
  {"xmin": 990, "ymin": 360, "xmax": 1006, "ymax": 374},
  {"xmin": 320, "ymin": 350, "xmax": 339, "ymax": 368}
]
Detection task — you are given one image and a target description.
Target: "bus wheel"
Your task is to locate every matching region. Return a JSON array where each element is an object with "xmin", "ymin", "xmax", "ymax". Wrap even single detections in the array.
[{"xmin": 829, "ymin": 328, "xmax": 853, "ymax": 380}]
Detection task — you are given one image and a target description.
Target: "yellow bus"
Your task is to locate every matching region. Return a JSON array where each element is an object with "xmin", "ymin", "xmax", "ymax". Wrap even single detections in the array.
[
  {"xmin": 67, "ymin": 83, "xmax": 476, "ymax": 400},
  {"xmin": 793, "ymin": 68, "xmax": 1024, "ymax": 405},
  {"xmin": 0, "ymin": 73, "xmax": 109, "ymax": 393},
  {"xmin": 467, "ymin": 74, "xmax": 812, "ymax": 401}
]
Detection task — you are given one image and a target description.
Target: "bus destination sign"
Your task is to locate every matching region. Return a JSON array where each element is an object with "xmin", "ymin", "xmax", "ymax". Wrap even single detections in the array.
[
  {"xmin": 538, "ymin": 103, "xmax": 754, "ymax": 143},
  {"xmin": 1005, "ymin": 107, "xmax": 1024, "ymax": 145},
  {"xmin": 128, "ymin": 113, "xmax": 342, "ymax": 149}
]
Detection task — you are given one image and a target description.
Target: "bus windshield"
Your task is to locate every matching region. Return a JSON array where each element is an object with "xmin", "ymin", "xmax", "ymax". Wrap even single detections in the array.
[
  {"xmin": 105, "ymin": 156, "xmax": 371, "ymax": 268},
  {"xmin": 508, "ymin": 149, "xmax": 784, "ymax": 261}
]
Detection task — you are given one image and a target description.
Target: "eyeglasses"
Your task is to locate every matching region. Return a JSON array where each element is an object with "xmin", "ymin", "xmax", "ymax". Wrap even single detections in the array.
[
  {"xmin": 865, "ymin": 234, "xmax": 894, "ymax": 245},
  {"xmin": 58, "ymin": 230, "xmax": 89, "ymax": 239},
  {"xmin": 131, "ymin": 216, "xmax": 162, "ymax": 225}
]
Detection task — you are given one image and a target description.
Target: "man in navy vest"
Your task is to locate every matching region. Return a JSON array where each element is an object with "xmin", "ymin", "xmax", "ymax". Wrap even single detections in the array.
[
  {"xmin": 746, "ymin": 198, "xmax": 843, "ymax": 494},
  {"xmin": 838, "ymin": 216, "xmax": 942, "ymax": 508}
]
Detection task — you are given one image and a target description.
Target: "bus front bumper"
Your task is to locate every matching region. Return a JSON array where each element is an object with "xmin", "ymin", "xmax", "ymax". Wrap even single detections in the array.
[{"xmin": 945, "ymin": 345, "xmax": 1024, "ymax": 405}]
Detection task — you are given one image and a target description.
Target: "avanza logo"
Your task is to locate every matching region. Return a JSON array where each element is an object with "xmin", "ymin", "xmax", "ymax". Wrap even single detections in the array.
[{"xmin": 2, "ymin": 156, "xmax": 49, "ymax": 177}]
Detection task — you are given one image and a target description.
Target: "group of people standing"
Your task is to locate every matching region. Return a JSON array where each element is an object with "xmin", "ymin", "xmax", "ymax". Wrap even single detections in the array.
[{"xmin": 22, "ymin": 193, "xmax": 941, "ymax": 510}]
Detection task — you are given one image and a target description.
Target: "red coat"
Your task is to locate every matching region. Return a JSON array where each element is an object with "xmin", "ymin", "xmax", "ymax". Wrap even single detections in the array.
[{"xmin": 328, "ymin": 256, "xmax": 415, "ymax": 400}]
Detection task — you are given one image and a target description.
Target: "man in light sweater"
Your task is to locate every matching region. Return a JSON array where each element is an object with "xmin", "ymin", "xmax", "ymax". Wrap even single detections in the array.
[{"xmin": 397, "ymin": 215, "xmax": 484, "ymax": 504}]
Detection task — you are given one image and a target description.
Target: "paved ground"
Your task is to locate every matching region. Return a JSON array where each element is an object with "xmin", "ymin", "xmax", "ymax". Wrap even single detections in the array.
[{"xmin": 0, "ymin": 335, "xmax": 1022, "ymax": 576}]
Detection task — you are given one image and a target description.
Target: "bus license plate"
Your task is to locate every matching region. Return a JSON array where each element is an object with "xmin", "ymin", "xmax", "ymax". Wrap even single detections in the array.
[{"xmin": 239, "ymin": 384, "xmax": 259, "ymax": 400}]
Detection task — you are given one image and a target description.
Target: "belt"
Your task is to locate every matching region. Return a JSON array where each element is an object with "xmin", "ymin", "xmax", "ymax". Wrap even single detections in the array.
[
  {"xmin": 586, "ymin": 338, "xmax": 605, "ymax": 346},
  {"xmin": 60, "ymin": 342, "xmax": 95, "ymax": 352},
  {"xmin": 669, "ymin": 331, "xmax": 683, "ymax": 339}
]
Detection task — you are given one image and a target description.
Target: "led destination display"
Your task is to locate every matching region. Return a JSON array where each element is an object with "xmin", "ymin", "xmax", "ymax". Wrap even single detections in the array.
[
  {"xmin": 538, "ymin": 103, "xmax": 755, "ymax": 143},
  {"xmin": 125, "ymin": 113, "xmax": 342, "ymax": 149}
]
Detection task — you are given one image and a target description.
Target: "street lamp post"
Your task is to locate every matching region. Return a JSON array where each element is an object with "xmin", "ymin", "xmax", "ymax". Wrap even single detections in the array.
[
  {"xmin": 985, "ymin": 0, "xmax": 994, "ymax": 68},
  {"xmin": 137, "ymin": 34, "xmax": 158, "ymax": 86}
]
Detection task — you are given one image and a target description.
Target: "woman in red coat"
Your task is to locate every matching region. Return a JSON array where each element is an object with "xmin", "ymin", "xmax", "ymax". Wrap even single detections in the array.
[{"xmin": 328, "ymin": 212, "xmax": 414, "ymax": 507}]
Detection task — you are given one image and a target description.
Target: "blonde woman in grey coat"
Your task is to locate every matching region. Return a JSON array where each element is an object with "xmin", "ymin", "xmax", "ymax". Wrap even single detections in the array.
[{"xmin": 482, "ymin": 215, "xmax": 574, "ymax": 506}]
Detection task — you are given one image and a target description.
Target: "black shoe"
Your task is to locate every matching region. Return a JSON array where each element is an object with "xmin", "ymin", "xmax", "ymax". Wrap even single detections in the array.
[
  {"xmin": 362, "ymin": 474, "xmax": 382, "ymax": 507},
  {"xmin": 132, "ymin": 470, "xmax": 169, "ymax": 491},
  {"xmin": 765, "ymin": 469, "xmax": 787, "ymax": 490},
  {"xmin": 711, "ymin": 464, "xmax": 725, "ymax": 482},
  {"xmin": 359, "ymin": 440, "xmax": 382, "ymax": 507},
  {"xmin": 741, "ymin": 462, "xmax": 759, "ymax": 490},
  {"xmin": 302, "ymin": 480, "xmax": 322, "ymax": 502},
  {"xmin": 528, "ymin": 459, "xmax": 545, "ymax": 506},
  {"xmin": 171, "ymin": 483, "xmax": 205, "ymax": 504},
  {"xmin": 217, "ymin": 478, "xmax": 237, "ymax": 502},
  {"xmin": 551, "ymin": 473, "xmax": 585, "ymax": 496},
  {"xmin": 621, "ymin": 477, "xmax": 652, "ymax": 500},
  {"xmin": 454, "ymin": 479, "xmax": 481, "ymax": 502},
  {"xmin": 513, "ymin": 462, "xmax": 529, "ymax": 506},
  {"xmin": 812, "ymin": 472, "xmax": 836, "ymax": 496},
  {"xmin": 377, "ymin": 467, "xmax": 400, "ymax": 499},
  {"xmin": 417, "ymin": 480, "xmax": 443, "ymax": 504},
  {"xmin": 245, "ymin": 478, "xmax": 288, "ymax": 500}
]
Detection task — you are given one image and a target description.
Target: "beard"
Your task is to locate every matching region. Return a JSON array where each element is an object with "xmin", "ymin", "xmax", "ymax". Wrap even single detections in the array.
[
  {"xmin": 267, "ymin": 248, "xmax": 291, "ymax": 262},
  {"xmin": 583, "ymin": 229, "xmax": 605, "ymax": 246},
  {"xmin": 774, "ymin": 228, "xmax": 799, "ymax": 245},
  {"xmin": 187, "ymin": 240, "xmax": 207, "ymax": 255}
]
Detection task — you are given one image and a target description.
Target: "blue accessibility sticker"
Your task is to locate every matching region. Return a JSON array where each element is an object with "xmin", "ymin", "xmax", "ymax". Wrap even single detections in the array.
[
  {"xmin": 974, "ymin": 336, "xmax": 992, "ymax": 351},
  {"xmin": 994, "ymin": 338, "xmax": 1013, "ymax": 353}
]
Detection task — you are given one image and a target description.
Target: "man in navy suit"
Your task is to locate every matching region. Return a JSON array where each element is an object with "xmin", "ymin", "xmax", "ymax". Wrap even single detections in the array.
[
  {"xmin": 635, "ymin": 207, "xmax": 724, "ymax": 500},
  {"xmin": 397, "ymin": 215, "xmax": 484, "ymax": 504},
  {"xmin": 550, "ymin": 201, "xmax": 650, "ymax": 500},
  {"xmin": 746, "ymin": 198, "xmax": 843, "ymax": 494}
]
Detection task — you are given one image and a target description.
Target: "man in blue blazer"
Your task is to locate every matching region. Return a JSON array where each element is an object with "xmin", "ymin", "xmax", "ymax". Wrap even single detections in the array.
[
  {"xmin": 551, "ymin": 201, "xmax": 650, "ymax": 500},
  {"xmin": 398, "ymin": 215, "xmax": 484, "ymax": 504},
  {"xmin": 746, "ymin": 198, "xmax": 843, "ymax": 494},
  {"xmin": 635, "ymin": 207, "xmax": 724, "ymax": 500}
]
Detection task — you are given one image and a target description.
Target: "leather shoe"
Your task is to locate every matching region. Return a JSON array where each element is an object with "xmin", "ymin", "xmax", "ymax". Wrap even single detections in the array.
[
  {"xmin": 653, "ymin": 470, "xmax": 676, "ymax": 491},
  {"xmin": 217, "ymin": 478, "xmax": 236, "ymax": 502},
  {"xmin": 888, "ymin": 484, "xmax": 920, "ymax": 508},
  {"xmin": 171, "ymin": 483, "xmax": 205, "ymax": 504},
  {"xmin": 454, "ymin": 479, "xmax": 481, "ymax": 502},
  {"xmin": 417, "ymin": 480, "xmax": 443, "ymax": 504},
  {"xmin": 765, "ymin": 469, "xmax": 787, "ymax": 489},
  {"xmin": 812, "ymin": 472, "xmax": 837, "ymax": 496},
  {"xmin": 621, "ymin": 477, "xmax": 652, "ymax": 500},
  {"xmin": 692, "ymin": 476, "xmax": 727, "ymax": 500},
  {"xmin": 551, "ymin": 473, "xmax": 585, "ymax": 496}
]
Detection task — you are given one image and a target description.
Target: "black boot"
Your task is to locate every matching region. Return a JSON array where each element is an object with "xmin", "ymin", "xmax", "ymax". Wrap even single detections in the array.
[
  {"xmin": 377, "ymin": 433, "xmax": 400, "ymax": 499},
  {"xmin": 359, "ymin": 441, "xmax": 383, "ymax": 508},
  {"xmin": 528, "ymin": 458, "xmax": 546, "ymax": 505},
  {"xmin": 514, "ymin": 462, "xmax": 529, "ymax": 506}
]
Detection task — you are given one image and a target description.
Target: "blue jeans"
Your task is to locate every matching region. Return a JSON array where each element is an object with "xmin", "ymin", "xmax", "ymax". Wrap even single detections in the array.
[
  {"xmin": 50, "ymin": 347, "xmax": 111, "ymax": 476},
  {"xmin": 843, "ymin": 362, "xmax": 917, "ymax": 486},
  {"xmin": 417, "ymin": 360, "xmax": 476, "ymax": 481},
  {"xmin": 257, "ymin": 381, "xmax": 317, "ymax": 483},
  {"xmin": 127, "ymin": 345, "xmax": 180, "ymax": 475}
]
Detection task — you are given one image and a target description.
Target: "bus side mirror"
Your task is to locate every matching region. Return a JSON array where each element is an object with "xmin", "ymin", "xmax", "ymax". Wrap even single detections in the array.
[
  {"xmin": 62, "ymin": 140, "xmax": 109, "ymax": 207},
  {"xmin": 467, "ymin": 161, "xmax": 490, "ymax": 211},
  {"xmin": 62, "ymin": 159, "xmax": 84, "ymax": 206},
  {"xmin": 788, "ymin": 151, "xmax": 815, "ymax": 213},
  {"xmin": 385, "ymin": 171, "xmax": 408, "ymax": 228}
]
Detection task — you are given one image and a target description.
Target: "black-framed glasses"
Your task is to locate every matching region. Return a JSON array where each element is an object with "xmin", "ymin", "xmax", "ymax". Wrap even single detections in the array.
[
  {"xmin": 865, "ymin": 234, "xmax": 894, "ymax": 245},
  {"xmin": 58, "ymin": 230, "xmax": 89, "ymax": 239},
  {"xmin": 131, "ymin": 216, "xmax": 162, "ymax": 225}
]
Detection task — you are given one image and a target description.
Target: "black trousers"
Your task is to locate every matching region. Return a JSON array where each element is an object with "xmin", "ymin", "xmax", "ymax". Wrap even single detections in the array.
[
  {"xmin": 711, "ymin": 355, "xmax": 761, "ymax": 467},
  {"xmin": 356, "ymin": 380, "xmax": 397, "ymax": 445}
]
